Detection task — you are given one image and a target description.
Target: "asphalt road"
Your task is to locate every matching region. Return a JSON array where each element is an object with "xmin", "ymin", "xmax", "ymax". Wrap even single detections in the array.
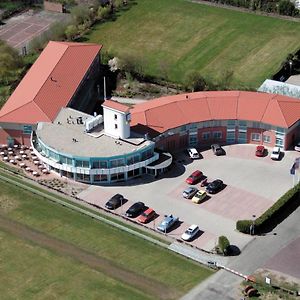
[{"xmin": 182, "ymin": 203, "xmax": 300, "ymax": 300}]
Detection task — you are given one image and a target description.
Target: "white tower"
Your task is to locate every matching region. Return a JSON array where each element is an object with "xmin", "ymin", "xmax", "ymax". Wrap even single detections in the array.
[{"xmin": 102, "ymin": 100, "xmax": 131, "ymax": 139}]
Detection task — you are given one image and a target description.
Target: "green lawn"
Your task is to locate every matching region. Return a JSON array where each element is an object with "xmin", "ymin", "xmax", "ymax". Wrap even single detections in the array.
[
  {"xmin": 0, "ymin": 229, "xmax": 154, "ymax": 300},
  {"xmin": 85, "ymin": 0, "xmax": 300, "ymax": 89},
  {"xmin": 0, "ymin": 178, "xmax": 213, "ymax": 298}
]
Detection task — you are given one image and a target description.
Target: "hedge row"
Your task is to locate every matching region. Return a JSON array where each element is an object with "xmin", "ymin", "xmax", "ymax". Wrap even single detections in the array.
[{"xmin": 236, "ymin": 182, "xmax": 300, "ymax": 234}]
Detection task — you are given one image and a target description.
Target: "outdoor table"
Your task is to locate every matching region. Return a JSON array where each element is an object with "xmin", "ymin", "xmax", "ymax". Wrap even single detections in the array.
[
  {"xmin": 0, "ymin": 152, "xmax": 5, "ymax": 155},
  {"xmin": 34, "ymin": 161, "xmax": 39, "ymax": 165},
  {"xmin": 9, "ymin": 159, "xmax": 16, "ymax": 164},
  {"xmin": 3, "ymin": 157, "xmax": 8, "ymax": 161},
  {"xmin": 29, "ymin": 146, "xmax": 33, "ymax": 150},
  {"xmin": 30, "ymin": 151, "xmax": 35, "ymax": 155},
  {"xmin": 15, "ymin": 156, "xmax": 21, "ymax": 160},
  {"xmin": 25, "ymin": 167, "xmax": 31, "ymax": 172},
  {"xmin": 38, "ymin": 165, "xmax": 44, "ymax": 169},
  {"xmin": 22, "ymin": 154, "xmax": 27, "ymax": 159},
  {"xmin": 32, "ymin": 171, "xmax": 38, "ymax": 176},
  {"xmin": 8, "ymin": 147, "xmax": 12, "ymax": 151},
  {"xmin": 8, "ymin": 151, "xmax": 14, "ymax": 155},
  {"xmin": 20, "ymin": 150, "xmax": 25, "ymax": 154},
  {"xmin": 42, "ymin": 169, "xmax": 49, "ymax": 174},
  {"xmin": 20, "ymin": 163, "xmax": 26, "ymax": 168},
  {"xmin": 13, "ymin": 145, "xmax": 19, "ymax": 149}
]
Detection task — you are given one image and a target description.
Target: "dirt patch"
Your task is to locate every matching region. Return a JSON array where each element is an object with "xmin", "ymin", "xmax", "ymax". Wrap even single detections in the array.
[
  {"xmin": 0, "ymin": 195, "xmax": 18, "ymax": 213},
  {"xmin": 0, "ymin": 215, "xmax": 178, "ymax": 300}
]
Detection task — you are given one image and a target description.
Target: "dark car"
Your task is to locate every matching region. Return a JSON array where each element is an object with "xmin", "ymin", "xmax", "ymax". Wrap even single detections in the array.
[
  {"xmin": 105, "ymin": 194, "xmax": 124, "ymax": 210},
  {"xmin": 211, "ymin": 144, "xmax": 225, "ymax": 156},
  {"xmin": 206, "ymin": 179, "xmax": 224, "ymax": 194},
  {"xmin": 125, "ymin": 201, "xmax": 145, "ymax": 218}
]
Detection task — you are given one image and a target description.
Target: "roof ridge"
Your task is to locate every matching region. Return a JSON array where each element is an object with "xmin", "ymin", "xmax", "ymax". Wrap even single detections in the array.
[
  {"xmin": 260, "ymin": 94, "xmax": 274, "ymax": 123},
  {"xmin": 31, "ymin": 101, "xmax": 52, "ymax": 122},
  {"xmin": 204, "ymin": 96, "xmax": 212, "ymax": 120},
  {"xmin": 236, "ymin": 91, "xmax": 240, "ymax": 120}
]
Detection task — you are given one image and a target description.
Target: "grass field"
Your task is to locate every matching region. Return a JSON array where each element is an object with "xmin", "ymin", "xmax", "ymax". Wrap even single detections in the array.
[
  {"xmin": 0, "ymin": 178, "xmax": 213, "ymax": 299},
  {"xmin": 85, "ymin": 0, "xmax": 300, "ymax": 89}
]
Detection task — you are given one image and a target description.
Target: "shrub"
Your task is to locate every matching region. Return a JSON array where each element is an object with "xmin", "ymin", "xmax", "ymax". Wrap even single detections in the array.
[
  {"xmin": 236, "ymin": 220, "xmax": 252, "ymax": 234},
  {"xmin": 218, "ymin": 236, "xmax": 230, "ymax": 255},
  {"xmin": 236, "ymin": 182, "xmax": 300, "ymax": 234}
]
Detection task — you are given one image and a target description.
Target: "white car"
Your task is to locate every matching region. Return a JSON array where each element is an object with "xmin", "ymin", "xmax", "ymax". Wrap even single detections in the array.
[
  {"xmin": 187, "ymin": 148, "xmax": 200, "ymax": 159},
  {"xmin": 294, "ymin": 142, "xmax": 300, "ymax": 152},
  {"xmin": 181, "ymin": 224, "xmax": 200, "ymax": 241},
  {"xmin": 270, "ymin": 147, "xmax": 281, "ymax": 160}
]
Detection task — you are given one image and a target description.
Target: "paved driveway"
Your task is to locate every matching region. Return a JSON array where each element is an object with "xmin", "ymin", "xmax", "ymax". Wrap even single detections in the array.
[{"xmin": 78, "ymin": 145, "xmax": 299, "ymax": 252}]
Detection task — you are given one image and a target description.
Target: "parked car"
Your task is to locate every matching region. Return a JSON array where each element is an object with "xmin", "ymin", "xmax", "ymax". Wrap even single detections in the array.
[
  {"xmin": 270, "ymin": 147, "xmax": 281, "ymax": 160},
  {"xmin": 105, "ymin": 194, "xmax": 124, "ymax": 210},
  {"xmin": 186, "ymin": 170, "xmax": 203, "ymax": 184},
  {"xmin": 206, "ymin": 179, "xmax": 224, "ymax": 194},
  {"xmin": 255, "ymin": 145, "xmax": 265, "ymax": 157},
  {"xmin": 137, "ymin": 208, "xmax": 156, "ymax": 223},
  {"xmin": 182, "ymin": 186, "xmax": 198, "ymax": 199},
  {"xmin": 294, "ymin": 142, "xmax": 300, "ymax": 152},
  {"xmin": 187, "ymin": 148, "xmax": 200, "ymax": 159},
  {"xmin": 192, "ymin": 190, "xmax": 207, "ymax": 204},
  {"xmin": 157, "ymin": 214, "xmax": 179, "ymax": 232},
  {"xmin": 181, "ymin": 224, "xmax": 200, "ymax": 241},
  {"xmin": 125, "ymin": 202, "xmax": 145, "ymax": 218},
  {"xmin": 211, "ymin": 144, "xmax": 224, "ymax": 156}
]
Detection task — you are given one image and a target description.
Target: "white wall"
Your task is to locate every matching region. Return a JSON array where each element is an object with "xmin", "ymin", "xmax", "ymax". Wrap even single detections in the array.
[{"xmin": 103, "ymin": 107, "xmax": 130, "ymax": 139}]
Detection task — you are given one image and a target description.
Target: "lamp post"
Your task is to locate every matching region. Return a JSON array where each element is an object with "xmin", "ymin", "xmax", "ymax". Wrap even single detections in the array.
[
  {"xmin": 289, "ymin": 61, "xmax": 293, "ymax": 76},
  {"xmin": 251, "ymin": 214, "xmax": 256, "ymax": 235}
]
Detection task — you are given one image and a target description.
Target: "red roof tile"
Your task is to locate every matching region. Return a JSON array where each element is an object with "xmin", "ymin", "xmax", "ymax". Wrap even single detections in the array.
[
  {"xmin": 131, "ymin": 91, "xmax": 300, "ymax": 135},
  {"xmin": 0, "ymin": 41, "xmax": 102, "ymax": 124},
  {"xmin": 103, "ymin": 100, "xmax": 130, "ymax": 113}
]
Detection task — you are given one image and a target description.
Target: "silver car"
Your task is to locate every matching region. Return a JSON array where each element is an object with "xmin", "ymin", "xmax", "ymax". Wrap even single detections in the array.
[
  {"xmin": 157, "ymin": 214, "xmax": 179, "ymax": 232},
  {"xmin": 182, "ymin": 187, "xmax": 198, "ymax": 199}
]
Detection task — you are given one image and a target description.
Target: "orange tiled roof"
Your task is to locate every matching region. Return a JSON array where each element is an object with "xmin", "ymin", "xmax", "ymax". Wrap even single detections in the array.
[
  {"xmin": 103, "ymin": 100, "xmax": 130, "ymax": 113},
  {"xmin": 131, "ymin": 91, "xmax": 300, "ymax": 135},
  {"xmin": 0, "ymin": 41, "xmax": 102, "ymax": 124}
]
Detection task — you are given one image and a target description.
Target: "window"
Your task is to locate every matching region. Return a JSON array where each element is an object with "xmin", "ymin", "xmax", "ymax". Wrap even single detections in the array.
[
  {"xmin": 262, "ymin": 123, "xmax": 271, "ymax": 131},
  {"xmin": 110, "ymin": 158, "xmax": 125, "ymax": 168},
  {"xmin": 23, "ymin": 125, "xmax": 32, "ymax": 135},
  {"xmin": 127, "ymin": 155, "xmax": 140, "ymax": 165},
  {"xmin": 213, "ymin": 131, "xmax": 222, "ymax": 139},
  {"xmin": 114, "ymin": 124, "xmax": 118, "ymax": 129},
  {"xmin": 226, "ymin": 131, "xmax": 235, "ymax": 141},
  {"xmin": 227, "ymin": 120, "xmax": 236, "ymax": 126},
  {"xmin": 75, "ymin": 160, "xmax": 89, "ymax": 168},
  {"xmin": 141, "ymin": 149, "xmax": 153, "ymax": 160},
  {"xmin": 252, "ymin": 122, "xmax": 260, "ymax": 129},
  {"xmin": 276, "ymin": 138, "xmax": 283, "ymax": 147},
  {"xmin": 276, "ymin": 127, "xmax": 285, "ymax": 134},
  {"xmin": 202, "ymin": 132, "xmax": 210, "ymax": 140},
  {"xmin": 92, "ymin": 160, "xmax": 108, "ymax": 169},
  {"xmin": 251, "ymin": 133, "xmax": 261, "ymax": 141},
  {"xmin": 189, "ymin": 123, "xmax": 197, "ymax": 130},
  {"xmin": 213, "ymin": 120, "xmax": 221, "ymax": 127},
  {"xmin": 263, "ymin": 135, "xmax": 271, "ymax": 143},
  {"xmin": 114, "ymin": 114, "xmax": 117, "ymax": 120},
  {"xmin": 180, "ymin": 125, "xmax": 187, "ymax": 132},
  {"xmin": 60, "ymin": 156, "xmax": 72, "ymax": 165}
]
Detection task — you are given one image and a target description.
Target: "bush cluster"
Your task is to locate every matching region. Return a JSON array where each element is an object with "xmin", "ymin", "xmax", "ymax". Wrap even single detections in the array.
[
  {"xmin": 218, "ymin": 236, "xmax": 230, "ymax": 255},
  {"xmin": 236, "ymin": 182, "xmax": 300, "ymax": 234},
  {"xmin": 203, "ymin": 0, "xmax": 299, "ymax": 17}
]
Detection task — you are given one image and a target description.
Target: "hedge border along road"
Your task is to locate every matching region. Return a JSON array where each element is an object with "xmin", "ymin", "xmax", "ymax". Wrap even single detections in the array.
[{"xmin": 236, "ymin": 182, "xmax": 300, "ymax": 234}]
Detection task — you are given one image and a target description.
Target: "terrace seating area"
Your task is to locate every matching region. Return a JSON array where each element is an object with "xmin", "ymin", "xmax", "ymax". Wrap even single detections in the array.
[{"xmin": 0, "ymin": 144, "xmax": 51, "ymax": 178}]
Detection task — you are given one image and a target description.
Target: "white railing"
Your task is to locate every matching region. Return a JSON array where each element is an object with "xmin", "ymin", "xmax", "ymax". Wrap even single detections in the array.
[{"xmin": 31, "ymin": 141, "xmax": 159, "ymax": 175}]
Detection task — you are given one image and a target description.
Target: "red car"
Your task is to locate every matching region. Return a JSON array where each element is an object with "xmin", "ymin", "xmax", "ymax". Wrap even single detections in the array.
[
  {"xmin": 255, "ymin": 145, "xmax": 265, "ymax": 157},
  {"xmin": 137, "ymin": 208, "xmax": 156, "ymax": 223},
  {"xmin": 186, "ymin": 170, "xmax": 203, "ymax": 184}
]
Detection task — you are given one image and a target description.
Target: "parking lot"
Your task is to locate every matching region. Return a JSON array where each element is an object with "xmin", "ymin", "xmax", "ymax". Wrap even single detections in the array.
[{"xmin": 78, "ymin": 144, "xmax": 299, "ymax": 252}]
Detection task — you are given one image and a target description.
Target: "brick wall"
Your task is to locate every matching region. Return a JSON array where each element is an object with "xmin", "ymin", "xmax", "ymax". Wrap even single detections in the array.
[{"xmin": 0, "ymin": 128, "xmax": 31, "ymax": 146}]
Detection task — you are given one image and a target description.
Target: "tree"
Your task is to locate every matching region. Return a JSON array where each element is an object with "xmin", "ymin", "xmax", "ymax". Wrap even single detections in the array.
[
  {"xmin": 97, "ymin": 5, "xmax": 110, "ymax": 20},
  {"xmin": 277, "ymin": 0, "xmax": 297, "ymax": 16},
  {"xmin": 184, "ymin": 71, "xmax": 207, "ymax": 92},
  {"xmin": 70, "ymin": 5, "xmax": 91, "ymax": 25},
  {"xmin": 0, "ymin": 41, "xmax": 24, "ymax": 85},
  {"xmin": 218, "ymin": 236, "xmax": 230, "ymax": 255},
  {"xmin": 65, "ymin": 24, "xmax": 77, "ymax": 41}
]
